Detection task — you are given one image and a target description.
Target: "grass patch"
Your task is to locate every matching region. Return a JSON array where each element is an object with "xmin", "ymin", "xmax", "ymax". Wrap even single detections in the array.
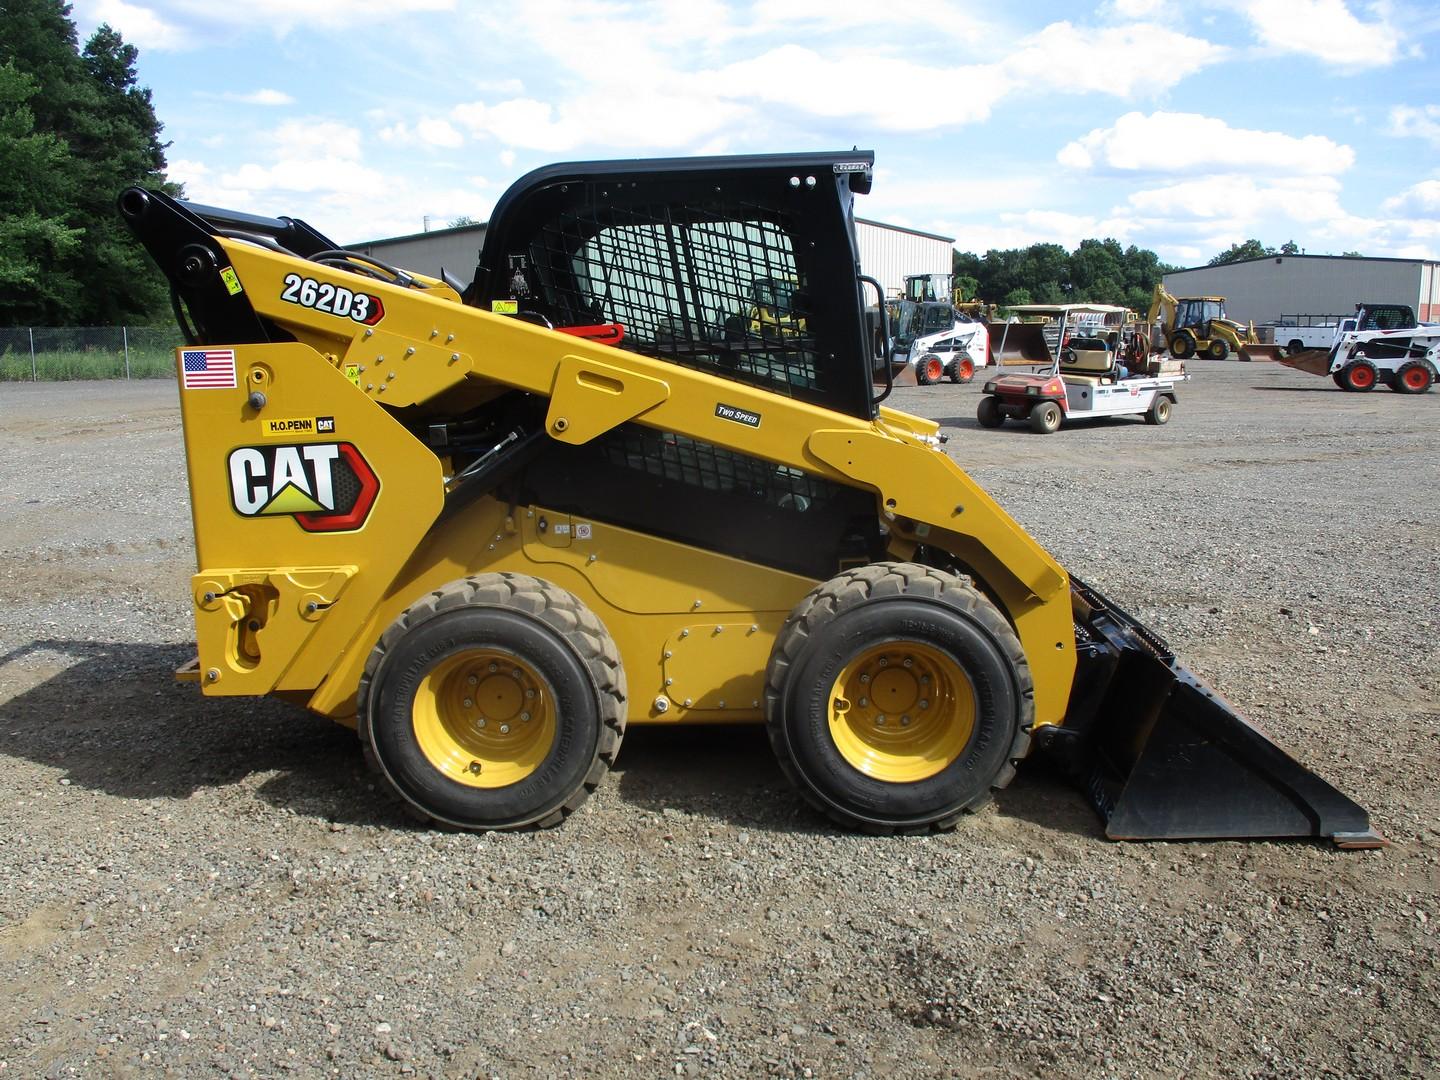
[{"xmin": 0, "ymin": 346, "xmax": 176, "ymax": 381}]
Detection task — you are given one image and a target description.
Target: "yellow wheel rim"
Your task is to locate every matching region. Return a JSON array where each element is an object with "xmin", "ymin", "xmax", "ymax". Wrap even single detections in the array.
[
  {"xmin": 411, "ymin": 649, "xmax": 555, "ymax": 789},
  {"xmin": 827, "ymin": 642, "xmax": 974, "ymax": 783}
]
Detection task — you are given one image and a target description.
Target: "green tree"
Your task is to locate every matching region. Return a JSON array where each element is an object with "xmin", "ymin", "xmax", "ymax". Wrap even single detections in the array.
[
  {"xmin": 449, "ymin": 214, "xmax": 480, "ymax": 228},
  {"xmin": 1001, "ymin": 287, "xmax": 1033, "ymax": 307},
  {"xmin": 1208, "ymin": 239, "xmax": 1275, "ymax": 266},
  {"xmin": 1279, "ymin": 240, "xmax": 1301, "ymax": 255},
  {"xmin": 0, "ymin": 0, "xmax": 173, "ymax": 325},
  {"xmin": 0, "ymin": 61, "xmax": 82, "ymax": 320}
]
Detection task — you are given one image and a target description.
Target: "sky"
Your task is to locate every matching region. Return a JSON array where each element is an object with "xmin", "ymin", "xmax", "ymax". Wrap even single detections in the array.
[{"xmin": 71, "ymin": 0, "xmax": 1440, "ymax": 267}]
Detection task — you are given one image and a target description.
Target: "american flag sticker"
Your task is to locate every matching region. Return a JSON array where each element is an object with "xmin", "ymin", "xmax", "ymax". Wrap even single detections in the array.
[{"xmin": 181, "ymin": 348, "xmax": 237, "ymax": 390}]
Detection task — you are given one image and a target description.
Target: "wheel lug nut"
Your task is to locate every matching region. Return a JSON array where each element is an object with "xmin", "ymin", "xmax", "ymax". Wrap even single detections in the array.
[
  {"xmin": 919, "ymin": 699, "xmax": 929, "ymax": 710},
  {"xmin": 467, "ymin": 675, "xmax": 478, "ymax": 686},
  {"xmin": 876, "ymin": 715, "xmax": 886, "ymax": 726},
  {"xmin": 859, "ymin": 697, "xmax": 868, "ymax": 707},
  {"xmin": 477, "ymin": 717, "xmax": 487, "ymax": 727},
  {"xmin": 902, "ymin": 658, "xmax": 913, "ymax": 668},
  {"xmin": 525, "ymin": 689, "xmax": 535, "ymax": 699},
  {"xmin": 878, "ymin": 657, "xmax": 889, "ymax": 667},
  {"xmin": 859, "ymin": 674, "xmax": 870, "ymax": 684},
  {"xmin": 468, "ymin": 761, "xmax": 481, "ymax": 775},
  {"xmin": 499, "ymin": 723, "xmax": 510, "ymax": 734},
  {"xmin": 512, "ymin": 668, "xmax": 521, "ymax": 678},
  {"xmin": 520, "ymin": 712, "xmax": 531, "ymax": 722},
  {"xmin": 901, "ymin": 715, "xmax": 911, "ymax": 726},
  {"xmin": 463, "ymin": 698, "xmax": 474, "ymax": 708},
  {"xmin": 488, "ymin": 662, "xmax": 498, "ymax": 673},
  {"xmin": 920, "ymin": 675, "xmax": 930, "ymax": 685}
]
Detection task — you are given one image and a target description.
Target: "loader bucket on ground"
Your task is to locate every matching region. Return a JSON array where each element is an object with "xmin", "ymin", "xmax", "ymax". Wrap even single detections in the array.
[
  {"xmin": 1238, "ymin": 343, "xmax": 1285, "ymax": 363},
  {"xmin": 1043, "ymin": 580, "xmax": 1384, "ymax": 847},
  {"xmin": 985, "ymin": 320, "xmax": 1053, "ymax": 365},
  {"xmin": 1276, "ymin": 347, "xmax": 1334, "ymax": 377}
]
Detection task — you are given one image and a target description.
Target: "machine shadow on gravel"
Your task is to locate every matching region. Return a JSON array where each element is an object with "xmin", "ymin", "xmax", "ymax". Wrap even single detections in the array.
[
  {"xmin": 0, "ymin": 639, "xmax": 397, "ymax": 827},
  {"xmin": 613, "ymin": 725, "xmax": 1105, "ymax": 840},
  {"xmin": 1, "ymin": 639, "xmax": 1107, "ymax": 840}
]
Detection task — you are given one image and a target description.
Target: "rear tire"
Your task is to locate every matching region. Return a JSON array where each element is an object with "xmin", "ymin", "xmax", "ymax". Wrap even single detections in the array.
[
  {"xmin": 1206, "ymin": 339, "xmax": 1230, "ymax": 361},
  {"xmin": 946, "ymin": 358, "xmax": 975, "ymax": 383},
  {"xmin": 1394, "ymin": 360, "xmax": 1434, "ymax": 394},
  {"xmin": 764, "ymin": 563, "xmax": 1033, "ymax": 834},
  {"xmin": 1029, "ymin": 400, "xmax": 1062, "ymax": 434},
  {"xmin": 1287, "ymin": 339, "xmax": 1305, "ymax": 356},
  {"xmin": 358, "ymin": 573, "xmax": 626, "ymax": 831},
  {"xmin": 1338, "ymin": 359, "xmax": 1378, "ymax": 392},
  {"xmin": 1169, "ymin": 332, "xmax": 1196, "ymax": 359},
  {"xmin": 976, "ymin": 395, "xmax": 1003, "ymax": 428},
  {"xmin": 1145, "ymin": 395, "xmax": 1173, "ymax": 425}
]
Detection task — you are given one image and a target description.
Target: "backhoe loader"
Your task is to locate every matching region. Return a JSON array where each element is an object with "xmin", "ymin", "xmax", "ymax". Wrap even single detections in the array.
[
  {"xmin": 1147, "ymin": 283, "xmax": 1284, "ymax": 362},
  {"xmin": 121, "ymin": 151, "xmax": 1378, "ymax": 845}
]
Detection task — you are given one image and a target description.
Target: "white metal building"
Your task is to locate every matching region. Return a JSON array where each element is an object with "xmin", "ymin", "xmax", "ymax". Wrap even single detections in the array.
[
  {"xmin": 351, "ymin": 218, "xmax": 952, "ymax": 299},
  {"xmin": 351, "ymin": 223, "xmax": 488, "ymax": 284},
  {"xmin": 1163, "ymin": 254, "xmax": 1440, "ymax": 325},
  {"xmin": 854, "ymin": 218, "xmax": 955, "ymax": 297}
]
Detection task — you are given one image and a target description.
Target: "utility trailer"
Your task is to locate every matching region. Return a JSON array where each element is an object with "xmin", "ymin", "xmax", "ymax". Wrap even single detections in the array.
[{"xmin": 121, "ymin": 151, "xmax": 1378, "ymax": 845}]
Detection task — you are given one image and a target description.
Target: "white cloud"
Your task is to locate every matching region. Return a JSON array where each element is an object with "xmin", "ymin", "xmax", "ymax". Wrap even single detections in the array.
[
  {"xmin": 79, "ymin": 0, "xmax": 457, "ymax": 43},
  {"xmin": 1389, "ymin": 104, "xmax": 1440, "ymax": 147},
  {"xmin": 1383, "ymin": 180, "xmax": 1440, "ymax": 214},
  {"xmin": 382, "ymin": 118, "xmax": 465, "ymax": 149},
  {"xmin": 1229, "ymin": 0, "xmax": 1416, "ymax": 68},
  {"xmin": 1015, "ymin": 22, "xmax": 1225, "ymax": 98},
  {"xmin": 89, "ymin": 0, "xmax": 189, "ymax": 48},
  {"xmin": 1059, "ymin": 111, "xmax": 1354, "ymax": 176},
  {"xmin": 221, "ymin": 89, "xmax": 294, "ymax": 106}
]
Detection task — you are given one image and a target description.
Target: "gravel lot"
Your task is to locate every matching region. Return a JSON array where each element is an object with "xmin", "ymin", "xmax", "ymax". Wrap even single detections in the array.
[{"xmin": 1, "ymin": 364, "xmax": 1436, "ymax": 1079}]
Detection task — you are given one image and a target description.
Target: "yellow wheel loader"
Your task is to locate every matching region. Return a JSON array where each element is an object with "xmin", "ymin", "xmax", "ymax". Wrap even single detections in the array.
[
  {"xmin": 1147, "ymin": 284, "xmax": 1284, "ymax": 363},
  {"xmin": 121, "ymin": 151, "xmax": 1378, "ymax": 844}
]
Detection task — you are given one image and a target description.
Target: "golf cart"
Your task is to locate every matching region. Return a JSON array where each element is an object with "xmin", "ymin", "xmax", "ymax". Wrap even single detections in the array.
[{"xmin": 976, "ymin": 304, "xmax": 1189, "ymax": 434}]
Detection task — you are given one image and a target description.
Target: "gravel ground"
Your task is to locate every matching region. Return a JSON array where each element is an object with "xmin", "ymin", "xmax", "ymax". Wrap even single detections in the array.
[{"xmin": 1, "ymin": 365, "xmax": 1436, "ymax": 1079}]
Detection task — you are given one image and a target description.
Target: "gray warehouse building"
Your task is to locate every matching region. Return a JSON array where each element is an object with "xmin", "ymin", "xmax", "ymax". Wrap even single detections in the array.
[
  {"xmin": 1163, "ymin": 254, "xmax": 1440, "ymax": 325},
  {"xmin": 351, "ymin": 218, "xmax": 952, "ymax": 299}
]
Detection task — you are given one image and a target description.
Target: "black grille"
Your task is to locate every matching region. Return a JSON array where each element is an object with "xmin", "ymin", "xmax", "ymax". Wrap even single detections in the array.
[{"xmin": 594, "ymin": 427, "xmax": 837, "ymax": 513}]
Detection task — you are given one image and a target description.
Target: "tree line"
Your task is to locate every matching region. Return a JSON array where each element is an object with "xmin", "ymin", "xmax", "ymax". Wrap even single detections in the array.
[
  {"xmin": 1, "ymin": 0, "xmax": 173, "ymax": 326},
  {"xmin": 953, "ymin": 236, "xmax": 1362, "ymax": 313},
  {"xmin": 952, "ymin": 239, "xmax": 1178, "ymax": 313}
]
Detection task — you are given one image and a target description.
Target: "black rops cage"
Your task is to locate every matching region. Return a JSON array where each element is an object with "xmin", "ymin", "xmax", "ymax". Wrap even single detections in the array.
[{"xmin": 472, "ymin": 151, "xmax": 879, "ymax": 420}]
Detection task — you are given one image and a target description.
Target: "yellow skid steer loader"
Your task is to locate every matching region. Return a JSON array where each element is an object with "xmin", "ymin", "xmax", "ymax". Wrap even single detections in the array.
[{"xmin": 121, "ymin": 151, "xmax": 1379, "ymax": 845}]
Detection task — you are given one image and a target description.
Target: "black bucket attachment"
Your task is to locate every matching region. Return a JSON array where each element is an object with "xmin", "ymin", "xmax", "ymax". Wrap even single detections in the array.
[{"xmin": 1040, "ymin": 580, "xmax": 1384, "ymax": 848}]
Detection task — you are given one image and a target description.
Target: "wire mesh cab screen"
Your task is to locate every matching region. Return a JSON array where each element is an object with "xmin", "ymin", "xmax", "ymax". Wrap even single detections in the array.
[{"xmin": 475, "ymin": 152, "xmax": 876, "ymax": 419}]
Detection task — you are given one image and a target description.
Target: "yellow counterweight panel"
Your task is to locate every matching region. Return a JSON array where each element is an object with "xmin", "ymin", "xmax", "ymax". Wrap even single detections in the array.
[
  {"xmin": 305, "ymin": 497, "xmax": 817, "ymax": 725},
  {"xmin": 177, "ymin": 342, "xmax": 444, "ymax": 695}
]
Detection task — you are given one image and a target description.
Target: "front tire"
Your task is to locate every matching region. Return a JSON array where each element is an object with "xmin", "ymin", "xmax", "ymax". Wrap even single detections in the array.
[
  {"xmin": 1029, "ymin": 400, "xmax": 1063, "ymax": 434},
  {"xmin": 764, "ymin": 563, "xmax": 1032, "ymax": 834},
  {"xmin": 916, "ymin": 354, "xmax": 944, "ymax": 385},
  {"xmin": 359, "ymin": 573, "xmax": 626, "ymax": 830},
  {"xmin": 976, "ymin": 395, "xmax": 1003, "ymax": 428},
  {"xmin": 1206, "ymin": 338, "xmax": 1230, "ymax": 361},
  {"xmin": 1338, "ymin": 359, "xmax": 1378, "ymax": 392}
]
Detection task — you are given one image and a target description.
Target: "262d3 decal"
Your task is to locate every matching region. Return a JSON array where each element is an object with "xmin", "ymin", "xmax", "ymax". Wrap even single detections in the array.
[
  {"xmin": 227, "ymin": 442, "xmax": 379, "ymax": 532},
  {"xmin": 280, "ymin": 274, "xmax": 384, "ymax": 326}
]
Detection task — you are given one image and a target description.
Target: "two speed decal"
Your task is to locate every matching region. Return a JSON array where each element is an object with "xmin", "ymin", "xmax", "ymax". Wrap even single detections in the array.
[{"xmin": 280, "ymin": 274, "xmax": 384, "ymax": 326}]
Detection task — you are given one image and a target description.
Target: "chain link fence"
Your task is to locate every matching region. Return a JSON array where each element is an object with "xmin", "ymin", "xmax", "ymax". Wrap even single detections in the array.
[{"xmin": 0, "ymin": 327, "xmax": 183, "ymax": 381}]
